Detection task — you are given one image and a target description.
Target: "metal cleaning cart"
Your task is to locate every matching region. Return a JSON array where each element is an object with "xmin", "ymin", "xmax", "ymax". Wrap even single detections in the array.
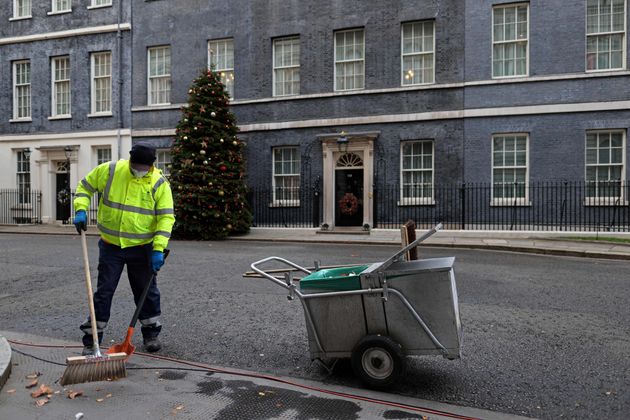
[{"xmin": 250, "ymin": 224, "xmax": 461, "ymax": 388}]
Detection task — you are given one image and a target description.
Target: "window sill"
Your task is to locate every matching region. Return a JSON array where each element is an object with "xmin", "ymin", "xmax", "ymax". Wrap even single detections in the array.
[
  {"xmin": 87, "ymin": 4, "xmax": 112, "ymax": 10},
  {"xmin": 88, "ymin": 112, "xmax": 112, "ymax": 118},
  {"xmin": 269, "ymin": 201, "xmax": 301, "ymax": 208},
  {"xmin": 334, "ymin": 87, "xmax": 365, "ymax": 93},
  {"xmin": 401, "ymin": 81, "xmax": 435, "ymax": 88},
  {"xmin": 586, "ymin": 67, "xmax": 625, "ymax": 73},
  {"xmin": 397, "ymin": 199, "xmax": 436, "ymax": 206},
  {"xmin": 146, "ymin": 103, "xmax": 173, "ymax": 109},
  {"xmin": 9, "ymin": 118, "xmax": 32, "ymax": 123},
  {"xmin": 48, "ymin": 115, "xmax": 72, "ymax": 120},
  {"xmin": 491, "ymin": 74, "xmax": 529, "ymax": 80},
  {"xmin": 9, "ymin": 16, "xmax": 32, "ymax": 21},
  {"xmin": 583, "ymin": 199, "xmax": 628, "ymax": 207},
  {"xmin": 490, "ymin": 199, "xmax": 531, "ymax": 207},
  {"xmin": 47, "ymin": 9, "xmax": 72, "ymax": 15}
]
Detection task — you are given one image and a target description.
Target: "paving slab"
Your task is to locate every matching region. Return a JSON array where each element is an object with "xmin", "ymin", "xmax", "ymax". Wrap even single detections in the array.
[{"xmin": 0, "ymin": 331, "xmax": 531, "ymax": 420}]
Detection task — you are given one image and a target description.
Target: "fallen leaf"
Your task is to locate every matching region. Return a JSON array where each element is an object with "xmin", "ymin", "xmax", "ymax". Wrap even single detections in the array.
[
  {"xmin": 26, "ymin": 372, "xmax": 41, "ymax": 380},
  {"xmin": 35, "ymin": 398, "xmax": 49, "ymax": 407},
  {"xmin": 175, "ymin": 405, "xmax": 184, "ymax": 410},
  {"xmin": 68, "ymin": 391, "xmax": 84, "ymax": 399},
  {"xmin": 96, "ymin": 398, "xmax": 105, "ymax": 402},
  {"xmin": 31, "ymin": 384, "xmax": 54, "ymax": 398},
  {"xmin": 106, "ymin": 393, "xmax": 112, "ymax": 398},
  {"xmin": 605, "ymin": 391, "xmax": 612, "ymax": 396},
  {"xmin": 25, "ymin": 380, "xmax": 38, "ymax": 389},
  {"xmin": 6, "ymin": 389, "xmax": 16, "ymax": 394},
  {"xmin": 258, "ymin": 392, "xmax": 265, "ymax": 396},
  {"xmin": 54, "ymin": 391, "xmax": 60, "ymax": 394}
]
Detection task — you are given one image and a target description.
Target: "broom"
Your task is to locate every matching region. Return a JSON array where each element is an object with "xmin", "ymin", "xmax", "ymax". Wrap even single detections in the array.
[{"xmin": 60, "ymin": 230, "xmax": 127, "ymax": 386}]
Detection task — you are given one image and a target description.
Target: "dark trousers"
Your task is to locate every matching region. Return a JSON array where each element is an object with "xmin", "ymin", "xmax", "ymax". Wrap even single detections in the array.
[{"xmin": 81, "ymin": 240, "xmax": 161, "ymax": 347}]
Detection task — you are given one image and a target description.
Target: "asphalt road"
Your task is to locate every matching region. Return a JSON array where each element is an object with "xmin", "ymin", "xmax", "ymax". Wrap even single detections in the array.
[{"xmin": 0, "ymin": 234, "xmax": 628, "ymax": 419}]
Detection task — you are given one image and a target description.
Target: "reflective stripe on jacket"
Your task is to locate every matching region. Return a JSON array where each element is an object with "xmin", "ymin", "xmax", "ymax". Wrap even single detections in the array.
[{"xmin": 73, "ymin": 159, "xmax": 175, "ymax": 251}]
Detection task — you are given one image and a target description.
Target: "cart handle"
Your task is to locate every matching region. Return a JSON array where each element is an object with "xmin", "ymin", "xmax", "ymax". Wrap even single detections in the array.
[{"xmin": 250, "ymin": 256, "xmax": 312, "ymax": 291}]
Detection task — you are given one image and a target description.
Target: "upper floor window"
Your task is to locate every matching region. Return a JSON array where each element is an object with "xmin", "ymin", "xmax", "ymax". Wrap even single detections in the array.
[
  {"xmin": 13, "ymin": 60, "xmax": 31, "ymax": 120},
  {"xmin": 400, "ymin": 140, "xmax": 434, "ymax": 204},
  {"xmin": 585, "ymin": 130, "xmax": 625, "ymax": 202},
  {"xmin": 273, "ymin": 37, "xmax": 300, "ymax": 97},
  {"xmin": 156, "ymin": 150, "xmax": 172, "ymax": 177},
  {"xmin": 148, "ymin": 46, "xmax": 171, "ymax": 105},
  {"xmin": 401, "ymin": 21, "xmax": 435, "ymax": 85},
  {"xmin": 52, "ymin": 56, "xmax": 71, "ymax": 117},
  {"xmin": 492, "ymin": 134, "xmax": 529, "ymax": 204},
  {"xmin": 492, "ymin": 4, "xmax": 529, "ymax": 78},
  {"xmin": 90, "ymin": 0, "xmax": 112, "ymax": 7},
  {"xmin": 208, "ymin": 39, "xmax": 235, "ymax": 99},
  {"xmin": 587, "ymin": 0, "xmax": 626, "ymax": 71},
  {"xmin": 13, "ymin": 0, "xmax": 31, "ymax": 18},
  {"xmin": 272, "ymin": 147, "xmax": 300, "ymax": 205},
  {"xmin": 334, "ymin": 29, "xmax": 365, "ymax": 91},
  {"xmin": 96, "ymin": 147, "xmax": 111, "ymax": 165},
  {"xmin": 91, "ymin": 52, "xmax": 112, "ymax": 114},
  {"xmin": 52, "ymin": 0, "xmax": 71, "ymax": 13},
  {"xmin": 16, "ymin": 150, "xmax": 31, "ymax": 204}
]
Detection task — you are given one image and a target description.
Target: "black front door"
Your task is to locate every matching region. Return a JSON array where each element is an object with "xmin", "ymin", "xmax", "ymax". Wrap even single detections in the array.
[
  {"xmin": 56, "ymin": 173, "xmax": 71, "ymax": 222},
  {"xmin": 335, "ymin": 169, "xmax": 363, "ymax": 226}
]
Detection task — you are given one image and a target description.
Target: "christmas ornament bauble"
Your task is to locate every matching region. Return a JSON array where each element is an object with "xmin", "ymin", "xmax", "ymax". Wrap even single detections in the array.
[
  {"xmin": 219, "ymin": 165, "xmax": 227, "ymax": 171},
  {"xmin": 227, "ymin": 224, "xmax": 232, "ymax": 230},
  {"xmin": 178, "ymin": 186, "xmax": 183, "ymax": 190},
  {"xmin": 233, "ymin": 141, "xmax": 238, "ymax": 146},
  {"xmin": 218, "ymin": 190, "xmax": 225, "ymax": 196},
  {"xmin": 183, "ymin": 136, "xmax": 188, "ymax": 140},
  {"xmin": 211, "ymin": 112, "xmax": 216, "ymax": 117},
  {"xmin": 203, "ymin": 160, "xmax": 208, "ymax": 165},
  {"xmin": 194, "ymin": 126, "xmax": 198, "ymax": 131},
  {"xmin": 220, "ymin": 138, "xmax": 224, "ymax": 143},
  {"xmin": 214, "ymin": 212, "xmax": 220, "ymax": 218},
  {"xmin": 200, "ymin": 150, "xmax": 206, "ymax": 155}
]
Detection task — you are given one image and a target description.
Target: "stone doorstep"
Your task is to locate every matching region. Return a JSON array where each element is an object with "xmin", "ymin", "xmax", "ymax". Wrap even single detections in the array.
[{"xmin": 0, "ymin": 336, "xmax": 11, "ymax": 392}]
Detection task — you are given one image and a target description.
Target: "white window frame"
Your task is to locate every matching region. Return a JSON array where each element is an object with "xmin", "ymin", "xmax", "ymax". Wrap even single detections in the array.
[
  {"xmin": 492, "ymin": 3, "xmax": 529, "ymax": 79},
  {"xmin": 491, "ymin": 133, "xmax": 530, "ymax": 206},
  {"xmin": 51, "ymin": 56, "xmax": 71, "ymax": 118},
  {"xmin": 334, "ymin": 28, "xmax": 365, "ymax": 91},
  {"xmin": 90, "ymin": 51, "xmax": 112, "ymax": 115},
  {"xmin": 88, "ymin": 0, "xmax": 112, "ymax": 9},
  {"xmin": 12, "ymin": 0, "xmax": 32, "ymax": 19},
  {"xmin": 399, "ymin": 140, "xmax": 435, "ymax": 205},
  {"xmin": 95, "ymin": 147, "xmax": 111, "ymax": 165},
  {"xmin": 272, "ymin": 147, "xmax": 301, "ymax": 206},
  {"xmin": 208, "ymin": 38, "xmax": 235, "ymax": 99},
  {"xmin": 273, "ymin": 37, "xmax": 300, "ymax": 97},
  {"xmin": 16, "ymin": 150, "xmax": 31, "ymax": 205},
  {"xmin": 12, "ymin": 60, "xmax": 31, "ymax": 121},
  {"xmin": 585, "ymin": 129, "xmax": 626, "ymax": 205},
  {"xmin": 401, "ymin": 21, "xmax": 435, "ymax": 86},
  {"xmin": 586, "ymin": 0, "xmax": 627, "ymax": 72},
  {"xmin": 50, "ymin": 0, "xmax": 71, "ymax": 14},
  {"xmin": 156, "ymin": 149, "xmax": 172, "ymax": 177},
  {"xmin": 147, "ymin": 46, "xmax": 171, "ymax": 106}
]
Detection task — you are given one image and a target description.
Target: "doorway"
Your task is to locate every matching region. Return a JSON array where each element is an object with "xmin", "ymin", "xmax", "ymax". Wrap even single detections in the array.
[
  {"xmin": 55, "ymin": 161, "xmax": 71, "ymax": 222},
  {"xmin": 334, "ymin": 153, "xmax": 364, "ymax": 227}
]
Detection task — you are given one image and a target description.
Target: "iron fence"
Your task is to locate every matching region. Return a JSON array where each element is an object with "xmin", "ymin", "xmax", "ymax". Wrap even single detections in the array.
[
  {"xmin": 248, "ymin": 181, "xmax": 630, "ymax": 232},
  {"xmin": 0, "ymin": 189, "xmax": 42, "ymax": 225}
]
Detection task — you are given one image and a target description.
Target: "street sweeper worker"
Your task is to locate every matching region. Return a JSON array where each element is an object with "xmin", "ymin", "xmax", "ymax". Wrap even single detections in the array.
[{"xmin": 72, "ymin": 141, "xmax": 175, "ymax": 355}]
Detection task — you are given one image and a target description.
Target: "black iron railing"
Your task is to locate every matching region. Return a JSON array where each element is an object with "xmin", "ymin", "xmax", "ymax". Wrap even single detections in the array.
[
  {"xmin": 247, "ymin": 181, "xmax": 630, "ymax": 231},
  {"xmin": 0, "ymin": 189, "xmax": 42, "ymax": 225}
]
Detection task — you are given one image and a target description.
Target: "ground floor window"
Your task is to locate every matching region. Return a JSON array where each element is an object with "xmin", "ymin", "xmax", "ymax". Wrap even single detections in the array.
[
  {"xmin": 95, "ymin": 147, "xmax": 111, "ymax": 165},
  {"xmin": 492, "ymin": 134, "xmax": 528, "ymax": 204},
  {"xmin": 16, "ymin": 149, "xmax": 31, "ymax": 204},
  {"xmin": 585, "ymin": 129, "xmax": 625, "ymax": 202},
  {"xmin": 156, "ymin": 149, "xmax": 172, "ymax": 177},
  {"xmin": 400, "ymin": 140, "xmax": 433, "ymax": 204},
  {"xmin": 272, "ymin": 146, "xmax": 300, "ymax": 205}
]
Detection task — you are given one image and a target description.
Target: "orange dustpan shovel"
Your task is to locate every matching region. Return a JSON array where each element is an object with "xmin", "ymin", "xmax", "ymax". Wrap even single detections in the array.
[{"xmin": 107, "ymin": 250, "xmax": 168, "ymax": 359}]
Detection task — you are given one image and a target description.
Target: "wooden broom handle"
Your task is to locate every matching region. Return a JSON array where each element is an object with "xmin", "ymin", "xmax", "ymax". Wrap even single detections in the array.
[{"xmin": 81, "ymin": 230, "xmax": 101, "ymax": 356}]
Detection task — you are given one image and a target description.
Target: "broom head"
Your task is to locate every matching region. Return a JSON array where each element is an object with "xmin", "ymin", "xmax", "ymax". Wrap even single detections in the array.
[{"xmin": 60, "ymin": 352, "xmax": 127, "ymax": 386}]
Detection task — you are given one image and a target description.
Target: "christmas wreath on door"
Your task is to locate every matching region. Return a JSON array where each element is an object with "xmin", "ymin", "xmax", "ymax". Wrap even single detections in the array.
[{"xmin": 339, "ymin": 192, "xmax": 360, "ymax": 216}]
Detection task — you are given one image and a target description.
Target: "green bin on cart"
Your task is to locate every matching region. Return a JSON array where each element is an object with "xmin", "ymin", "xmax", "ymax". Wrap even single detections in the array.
[{"xmin": 300, "ymin": 265, "xmax": 369, "ymax": 293}]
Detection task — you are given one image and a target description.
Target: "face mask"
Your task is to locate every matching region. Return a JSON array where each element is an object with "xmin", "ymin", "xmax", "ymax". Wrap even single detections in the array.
[{"xmin": 131, "ymin": 168, "xmax": 149, "ymax": 178}]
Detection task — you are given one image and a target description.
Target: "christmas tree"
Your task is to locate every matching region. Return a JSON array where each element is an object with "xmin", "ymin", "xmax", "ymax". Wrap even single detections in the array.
[{"xmin": 170, "ymin": 68, "xmax": 251, "ymax": 240}]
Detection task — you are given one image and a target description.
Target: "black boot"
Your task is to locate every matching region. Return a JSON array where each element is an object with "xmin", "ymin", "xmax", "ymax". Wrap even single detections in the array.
[{"xmin": 143, "ymin": 337, "xmax": 162, "ymax": 353}]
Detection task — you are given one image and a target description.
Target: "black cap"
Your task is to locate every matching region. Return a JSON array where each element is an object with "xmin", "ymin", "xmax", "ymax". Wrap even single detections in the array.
[{"xmin": 129, "ymin": 142, "xmax": 157, "ymax": 165}]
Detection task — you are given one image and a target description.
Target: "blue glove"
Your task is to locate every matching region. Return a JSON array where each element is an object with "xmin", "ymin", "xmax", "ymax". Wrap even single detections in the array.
[
  {"xmin": 73, "ymin": 210, "xmax": 87, "ymax": 234},
  {"xmin": 152, "ymin": 251, "xmax": 165, "ymax": 272}
]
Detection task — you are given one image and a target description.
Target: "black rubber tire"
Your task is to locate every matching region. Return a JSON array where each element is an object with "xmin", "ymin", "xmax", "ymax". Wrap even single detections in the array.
[{"xmin": 351, "ymin": 335, "xmax": 405, "ymax": 389}]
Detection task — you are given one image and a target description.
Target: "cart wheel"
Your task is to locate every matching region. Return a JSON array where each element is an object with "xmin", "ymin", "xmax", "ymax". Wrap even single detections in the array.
[{"xmin": 351, "ymin": 335, "xmax": 404, "ymax": 388}]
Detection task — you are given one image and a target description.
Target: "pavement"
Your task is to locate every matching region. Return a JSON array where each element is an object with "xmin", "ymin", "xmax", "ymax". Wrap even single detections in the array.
[{"xmin": 1, "ymin": 223, "xmax": 629, "ymax": 419}]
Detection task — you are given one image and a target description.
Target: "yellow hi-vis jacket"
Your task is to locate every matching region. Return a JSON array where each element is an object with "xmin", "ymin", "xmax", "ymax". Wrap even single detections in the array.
[{"xmin": 73, "ymin": 159, "xmax": 175, "ymax": 251}]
